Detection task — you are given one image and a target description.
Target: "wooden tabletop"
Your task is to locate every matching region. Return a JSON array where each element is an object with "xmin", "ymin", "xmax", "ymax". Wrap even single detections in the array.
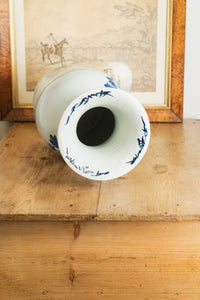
[{"xmin": 0, "ymin": 120, "xmax": 200, "ymax": 221}]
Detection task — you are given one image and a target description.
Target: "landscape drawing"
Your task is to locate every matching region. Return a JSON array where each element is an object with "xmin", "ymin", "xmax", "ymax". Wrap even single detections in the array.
[{"xmin": 24, "ymin": 0, "xmax": 158, "ymax": 92}]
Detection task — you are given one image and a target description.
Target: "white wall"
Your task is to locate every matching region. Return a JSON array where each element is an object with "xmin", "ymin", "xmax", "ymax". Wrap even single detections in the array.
[{"xmin": 184, "ymin": 0, "xmax": 200, "ymax": 118}]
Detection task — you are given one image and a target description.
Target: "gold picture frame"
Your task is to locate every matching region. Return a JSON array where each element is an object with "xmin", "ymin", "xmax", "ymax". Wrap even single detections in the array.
[{"xmin": 0, "ymin": 0, "xmax": 186, "ymax": 122}]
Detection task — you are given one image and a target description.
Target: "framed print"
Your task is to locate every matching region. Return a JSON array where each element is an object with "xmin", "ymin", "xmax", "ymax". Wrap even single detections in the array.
[{"xmin": 0, "ymin": 0, "xmax": 186, "ymax": 122}]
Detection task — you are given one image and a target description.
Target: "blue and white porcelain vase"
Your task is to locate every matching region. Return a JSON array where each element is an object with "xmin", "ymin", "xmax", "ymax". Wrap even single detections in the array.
[{"xmin": 33, "ymin": 66, "xmax": 150, "ymax": 180}]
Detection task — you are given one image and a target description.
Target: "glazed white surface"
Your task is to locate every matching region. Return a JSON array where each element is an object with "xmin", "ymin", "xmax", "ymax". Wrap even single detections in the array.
[
  {"xmin": 34, "ymin": 67, "xmax": 150, "ymax": 180},
  {"xmin": 58, "ymin": 88, "xmax": 150, "ymax": 180},
  {"xmin": 34, "ymin": 68, "xmax": 112, "ymax": 145}
]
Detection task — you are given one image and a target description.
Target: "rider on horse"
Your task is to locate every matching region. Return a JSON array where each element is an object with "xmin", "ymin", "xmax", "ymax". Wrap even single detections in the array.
[{"xmin": 47, "ymin": 33, "xmax": 57, "ymax": 54}]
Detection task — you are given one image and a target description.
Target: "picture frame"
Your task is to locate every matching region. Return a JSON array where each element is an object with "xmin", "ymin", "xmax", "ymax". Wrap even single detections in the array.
[{"xmin": 0, "ymin": 0, "xmax": 186, "ymax": 122}]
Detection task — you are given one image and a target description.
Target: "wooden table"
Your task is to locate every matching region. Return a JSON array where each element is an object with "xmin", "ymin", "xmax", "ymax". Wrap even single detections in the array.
[{"xmin": 0, "ymin": 120, "xmax": 200, "ymax": 299}]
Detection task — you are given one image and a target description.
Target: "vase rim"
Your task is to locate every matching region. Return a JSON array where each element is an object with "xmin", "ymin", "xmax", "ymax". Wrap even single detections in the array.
[{"xmin": 58, "ymin": 87, "xmax": 150, "ymax": 180}]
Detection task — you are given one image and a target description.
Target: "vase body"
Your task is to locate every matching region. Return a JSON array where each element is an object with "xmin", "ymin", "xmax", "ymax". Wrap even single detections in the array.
[{"xmin": 33, "ymin": 66, "xmax": 150, "ymax": 180}]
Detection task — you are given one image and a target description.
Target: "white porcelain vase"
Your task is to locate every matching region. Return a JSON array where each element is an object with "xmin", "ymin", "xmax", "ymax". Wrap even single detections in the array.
[{"xmin": 33, "ymin": 66, "xmax": 150, "ymax": 180}]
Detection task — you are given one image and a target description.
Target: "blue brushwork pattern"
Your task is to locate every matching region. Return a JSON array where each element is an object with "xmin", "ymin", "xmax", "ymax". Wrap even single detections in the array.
[
  {"xmin": 127, "ymin": 116, "xmax": 148, "ymax": 165},
  {"xmin": 104, "ymin": 76, "xmax": 119, "ymax": 88},
  {"xmin": 65, "ymin": 89, "xmax": 113, "ymax": 125},
  {"xmin": 49, "ymin": 134, "xmax": 59, "ymax": 151},
  {"xmin": 65, "ymin": 147, "xmax": 110, "ymax": 177}
]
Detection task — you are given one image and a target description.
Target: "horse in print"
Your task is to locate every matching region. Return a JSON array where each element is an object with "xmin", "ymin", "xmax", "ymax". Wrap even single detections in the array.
[{"xmin": 40, "ymin": 38, "xmax": 69, "ymax": 66}]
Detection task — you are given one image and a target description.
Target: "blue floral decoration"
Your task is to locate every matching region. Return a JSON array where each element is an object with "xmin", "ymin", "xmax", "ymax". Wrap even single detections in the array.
[
  {"xmin": 49, "ymin": 134, "xmax": 59, "ymax": 152},
  {"xmin": 104, "ymin": 76, "xmax": 119, "ymax": 88},
  {"xmin": 127, "ymin": 116, "xmax": 148, "ymax": 165},
  {"xmin": 65, "ymin": 89, "xmax": 113, "ymax": 126},
  {"xmin": 65, "ymin": 147, "xmax": 110, "ymax": 177}
]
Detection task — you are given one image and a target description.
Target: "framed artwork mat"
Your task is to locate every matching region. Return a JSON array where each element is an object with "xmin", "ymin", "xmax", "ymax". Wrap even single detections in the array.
[{"xmin": 0, "ymin": 0, "xmax": 186, "ymax": 121}]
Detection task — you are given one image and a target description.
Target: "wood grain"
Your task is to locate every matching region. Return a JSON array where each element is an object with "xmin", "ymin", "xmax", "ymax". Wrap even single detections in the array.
[
  {"xmin": 0, "ymin": 221, "xmax": 200, "ymax": 299},
  {"xmin": 0, "ymin": 120, "xmax": 200, "ymax": 221},
  {"xmin": 0, "ymin": 0, "xmax": 12, "ymax": 119},
  {"xmin": 0, "ymin": 0, "xmax": 186, "ymax": 122},
  {"xmin": 99, "ymin": 120, "xmax": 200, "ymax": 221},
  {"xmin": 0, "ymin": 123, "xmax": 100, "ymax": 220},
  {"xmin": 146, "ymin": 0, "xmax": 186, "ymax": 122},
  {"xmin": 3, "ymin": 108, "xmax": 34, "ymax": 122},
  {"xmin": 170, "ymin": 0, "xmax": 186, "ymax": 121}
]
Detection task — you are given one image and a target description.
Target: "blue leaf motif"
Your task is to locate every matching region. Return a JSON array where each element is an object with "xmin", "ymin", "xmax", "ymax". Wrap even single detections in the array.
[
  {"xmin": 127, "ymin": 116, "xmax": 148, "ymax": 165},
  {"xmin": 104, "ymin": 76, "xmax": 119, "ymax": 88},
  {"xmin": 65, "ymin": 147, "xmax": 110, "ymax": 177},
  {"xmin": 49, "ymin": 134, "xmax": 59, "ymax": 151},
  {"xmin": 65, "ymin": 90, "xmax": 113, "ymax": 125}
]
